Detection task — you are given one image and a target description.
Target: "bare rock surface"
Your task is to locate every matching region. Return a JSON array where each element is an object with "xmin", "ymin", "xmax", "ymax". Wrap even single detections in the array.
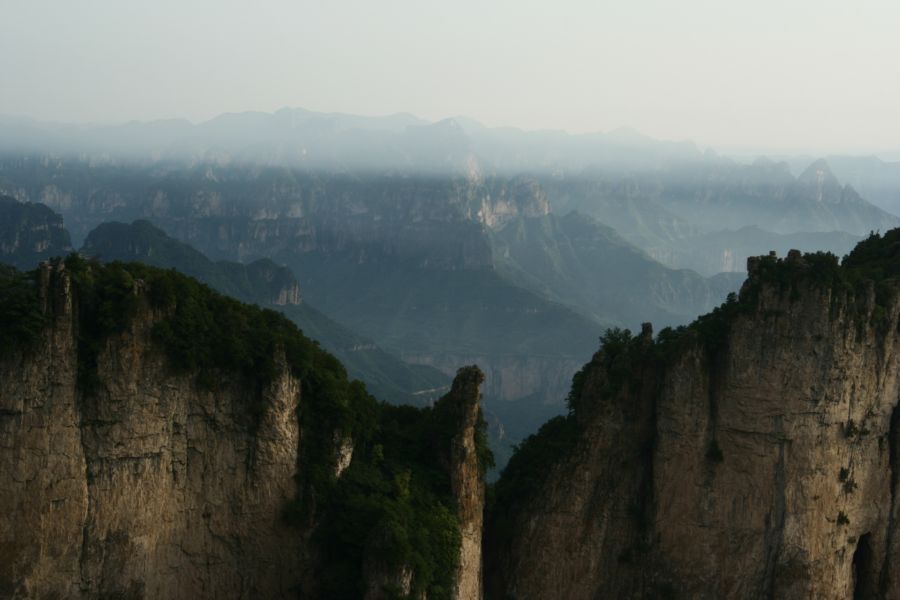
[
  {"xmin": 0, "ymin": 262, "xmax": 301, "ymax": 599},
  {"xmin": 489, "ymin": 255, "xmax": 900, "ymax": 599}
]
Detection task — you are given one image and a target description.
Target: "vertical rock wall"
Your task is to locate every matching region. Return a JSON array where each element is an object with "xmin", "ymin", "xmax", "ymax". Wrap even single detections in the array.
[
  {"xmin": 443, "ymin": 367, "xmax": 487, "ymax": 600},
  {"xmin": 489, "ymin": 272, "xmax": 900, "ymax": 599},
  {"xmin": 0, "ymin": 263, "xmax": 302, "ymax": 599}
]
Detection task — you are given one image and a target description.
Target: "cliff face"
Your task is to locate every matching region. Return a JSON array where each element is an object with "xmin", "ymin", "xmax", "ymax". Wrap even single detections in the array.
[
  {"xmin": 1, "ymin": 260, "xmax": 489, "ymax": 599},
  {"xmin": 441, "ymin": 367, "xmax": 487, "ymax": 600},
  {"xmin": 0, "ymin": 262, "xmax": 302, "ymax": 599},
  {"xmin": 360, "ymin": 366, "xmax": 488, "ymax": 600},
  {"xmin": 488, "ymin": 247, "xmax": 900, "ymax": 599}
]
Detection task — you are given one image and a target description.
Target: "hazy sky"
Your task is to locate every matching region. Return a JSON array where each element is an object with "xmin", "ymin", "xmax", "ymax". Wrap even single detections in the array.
[{"xmin": 2, "ymin": 0, "xmax": 899, "ymax": 154}]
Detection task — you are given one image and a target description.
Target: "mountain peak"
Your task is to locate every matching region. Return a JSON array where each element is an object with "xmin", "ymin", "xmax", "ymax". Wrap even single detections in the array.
[
  {"xmin": 798, "ymin": 158, "xmax": 841, "ymax": 187},
  {"xmin": 604, "ymin": 125, "xmax": 649, "ymax": 144}
]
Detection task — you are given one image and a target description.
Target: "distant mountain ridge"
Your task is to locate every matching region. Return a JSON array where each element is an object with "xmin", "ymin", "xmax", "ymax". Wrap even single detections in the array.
[
  {"xmin": 83, "ymin": 220, "xmax": 302, "ymax": 306},
  {"xmin": 3, "ymin": 109, "xmax": 898, "ymax": 220},
  {"xmin": 490, "ymin": 211, "xmax": 742, "ymax": 326},
  {"xmin": 823, "ymin": 154, "xmax": 900, "ymax": 216},
  {"xmin": 541, "ymin": 158, "xmax": 898, "ymax": 274},
  {"xmin": 2, "ymin": 109, "xmax": 895, "ymax": 259},
  {"xmin": 0, "ymin": 108, "xmax": 704, "ymax": 174}
]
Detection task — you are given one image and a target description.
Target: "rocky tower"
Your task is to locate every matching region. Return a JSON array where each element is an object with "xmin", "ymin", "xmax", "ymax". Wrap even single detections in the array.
[
  {"xmin": 441, "ymin": 366, "xmax": 487, "ymax": 600},
  {"xmin": 362, "ymin": 366, "xmax": 488, "ymax": 600},
  {"xmin": 488, "ymin": 246, "xmax": 900, "ymax": 599},
  {"xmin": 0, "ymin": 262, "xmax": 302, "ymax": 599}
]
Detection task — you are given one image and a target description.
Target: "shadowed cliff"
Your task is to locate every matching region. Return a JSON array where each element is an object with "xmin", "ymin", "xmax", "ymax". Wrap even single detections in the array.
[
  {"xmin": 487, "ymin": 230, "xmax": 900, "ymax": 599},
  {"xmin": 0, "ymin": 258, "xmax": 489, "ymax": 599}
]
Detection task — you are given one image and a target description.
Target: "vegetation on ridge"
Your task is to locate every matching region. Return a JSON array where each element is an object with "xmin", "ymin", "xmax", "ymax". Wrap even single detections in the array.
[
  {"xmin": 301, "ymin": 366, "xmax": 492, "ymax": 599},
  {"xmin": 0, "ymin": 265, "xmax": 46, "ymax": 357},
  {"xmin": 63, "ymin": 253, "xmax": 312, "ymax": 393}
]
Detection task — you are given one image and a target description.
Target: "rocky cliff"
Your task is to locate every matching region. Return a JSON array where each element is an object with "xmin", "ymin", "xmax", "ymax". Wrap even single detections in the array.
[
  {"xmin": 0, "ymin": 259, "xmax": 489, "ymax": 600},
  {"xmin": 438, "ymin": 367, "xmax": 487, "ymax": 600},
  {"xmin": 0, "ymin": 261, "xmax": 302, "ymax": 599},
  {"xmin": 359, "ymin": 366, "xmax": 488, "ymax": 600},
  {"xmin": 487, "ymin": 233, "xmax": 900, "ymax": 599}
]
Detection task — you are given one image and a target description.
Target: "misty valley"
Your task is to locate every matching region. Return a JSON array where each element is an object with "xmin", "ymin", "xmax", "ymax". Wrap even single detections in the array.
[{"xmin": 2, "ymin": 108, "xmax": 900, "ymax": 599}]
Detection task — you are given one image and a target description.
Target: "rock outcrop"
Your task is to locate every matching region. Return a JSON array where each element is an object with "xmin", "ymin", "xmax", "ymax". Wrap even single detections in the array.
[
  {"xmin": 487, "ymin": 241, "xmax": 900, "ymax": 599},
  {"xmin": 402, "ymin": 352, "xmax": 582, "ymax": 409},
  {"xmin": 0, "ymin": 261, "xmax": 302, "ymax": 599},
  {"xmin": 439, "ymin": 366, "xmax": 487, "ymax": 600},
  {"xmin": 360, "ymin": 366, "xmax": 488, "ymax": 600}
]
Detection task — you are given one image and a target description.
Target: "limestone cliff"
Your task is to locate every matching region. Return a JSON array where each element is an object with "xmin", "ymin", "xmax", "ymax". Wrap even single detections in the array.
[
  {"xmin": 0, "ymin": 261, "xmax": 302, "ymax": 599},
  {"xmin": 437, "ymin": 367, "xmax": 487, "ymax": 600},
  {"xmin": 0, "ymin": 260, "xmax": 488, "ymax": 600},
  {"xmin": 487, "ymin": 237, "xmax": 900, "ymax": 599},
  {"xmin": 360, "ymin": 366, "xmax": 488, "ymax": 600}
]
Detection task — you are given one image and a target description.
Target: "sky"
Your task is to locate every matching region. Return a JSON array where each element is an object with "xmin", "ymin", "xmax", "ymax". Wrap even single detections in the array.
[{"xmin": 1, "ymin": 0, "xmax": 899, "ymax": 155}]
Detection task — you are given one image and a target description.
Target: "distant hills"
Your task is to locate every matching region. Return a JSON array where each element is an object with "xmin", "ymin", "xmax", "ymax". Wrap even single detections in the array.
[
  {"xmin": 824, "ymin": 155, "xmax": 900, "ymax": 216},
  {"xmin": 2, "ymin": 108, "xmax": 895, "ymax": 254},
  {"xmin": 541, "ymin": 159, "xmax": 896, "ymax": 275},
  {"xmin": 546, "ymin": 158, "xmax": 899, "ymax": 237},
  {"xmin": 0, "ymin": 195, "xmax": 72, "ymax": 269},
  {"xmin": 79, "ymin": 219, "xmax": 450, "ymax": 406},
  {"xmin": 490, "ymin": 211, "xmax": 743, "ymax": 325},
  {"xmin": 2, "ymin": 110, "xmax": 898, "ymax": 202},
  {"xmin": 83, "ymin": 220, "xmax": 301, "ymax": 306}
]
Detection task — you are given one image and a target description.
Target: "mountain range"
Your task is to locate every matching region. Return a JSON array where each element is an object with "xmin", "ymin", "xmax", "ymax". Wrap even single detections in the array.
[
  {"xmin": 0, "ymin": 109, "xmax": 703, "ymax": 174},
  {"xmin": 2, "ymin": 108, "xmax": 895, "ymax": 283}
]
